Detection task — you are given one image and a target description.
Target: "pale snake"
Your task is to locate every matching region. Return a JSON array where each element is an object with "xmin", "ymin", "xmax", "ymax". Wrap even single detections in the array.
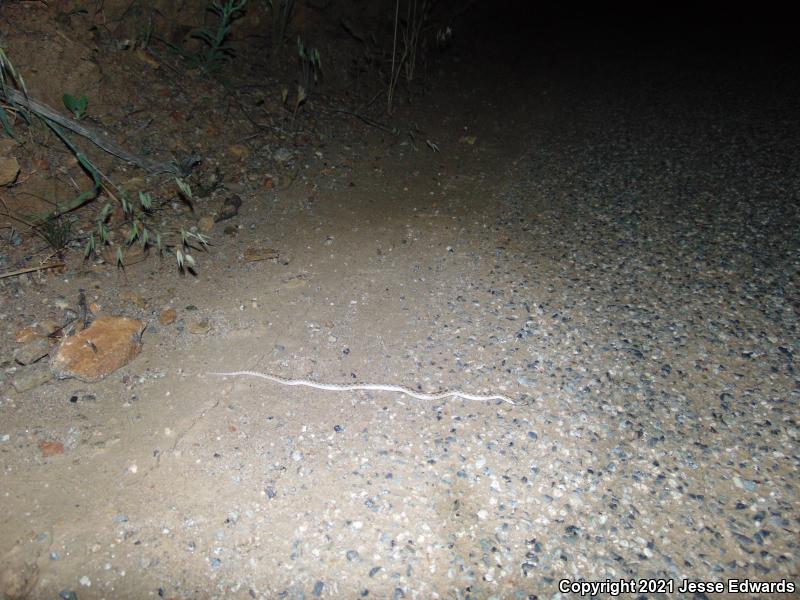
[{"xmin": 210, "ymin": 370, "xmax": 518, "ymax": 405}]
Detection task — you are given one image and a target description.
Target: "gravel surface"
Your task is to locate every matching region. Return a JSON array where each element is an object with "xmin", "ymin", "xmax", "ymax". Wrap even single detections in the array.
[
  {"xmin": 193, "ymin": 45, "xmax": 797, "ymax": 597},
  {"xmin": 473, "ymin": 48, "xmax": 800, "ymax": 595}
]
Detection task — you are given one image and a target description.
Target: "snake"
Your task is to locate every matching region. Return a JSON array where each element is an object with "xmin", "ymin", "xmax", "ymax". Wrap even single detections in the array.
[{"xmin": 209, "ymin": 370, "xmax": 518, "ymax": 405}]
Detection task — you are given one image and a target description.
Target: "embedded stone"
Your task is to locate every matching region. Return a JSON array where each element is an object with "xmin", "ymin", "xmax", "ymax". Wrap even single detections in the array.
[{"xmin": 50, "ymin": 316, "xmax": 145, "ymax": 382}]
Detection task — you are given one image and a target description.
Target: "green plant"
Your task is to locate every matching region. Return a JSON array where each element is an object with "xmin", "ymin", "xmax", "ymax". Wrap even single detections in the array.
[
  {"xmin": 175, "ymin": 177, "xmax": 193, "ymax": 201},
  {"xmin": 177, "ymin": 227, "xmax": 210, "ymax": 271},
  {"xmin": 191, "ymin": 0, "xmax": 248, "ymax": 72},
  {"xmin": 85, "ymin": 191, "xmax": 153, "ymax": 267},
  {"xmin": 1, "ymin": 47, "xmax": 100, "ymax": 217},
  {"xmin": 131, "ymin": 0, "xmax": 157, "ymax": 49},
  {"xmin": 42, "ymin": 120, "xmax": 101, "ymax": 217},
  {"xmin": 264, "ymin": 0, "xmax": 295, "ymax": 58},
  {"xmin": 63, "ymin": 93, "xmax": 88, "ymax": 120},
  {"xmin": 174, "ymin": 179, "xmax": 210, "ymax": 271},
  {"xmin": 2, "ymin": 49, "xmax": 210, "ymax": 273},
  {"xmin": 297, "ymin": 37, "xmax": 322, "ymax": 90},
  {"xmin": 36, "ymin": 215, "xmax": 73, "ymax": 254},
  {"xmin": 0, "ymin": 46, "xmax": 29, "ymax": 139},
  {"xmin": 286, "ymin": 38, "xmax": 321, "ymax": 127},
  {"xmin": 85, "ymin": 180, "xmax": 209, "ymax": 272},
  {"xmin": 387, "ymin": 0, "xmax": 432, "ymax": 114}
]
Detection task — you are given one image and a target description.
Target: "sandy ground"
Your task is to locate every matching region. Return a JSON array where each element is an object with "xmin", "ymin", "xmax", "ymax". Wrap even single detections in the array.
[{"xmin": 2, "ymin": 11, "xmax": 798, "ymax": 600}]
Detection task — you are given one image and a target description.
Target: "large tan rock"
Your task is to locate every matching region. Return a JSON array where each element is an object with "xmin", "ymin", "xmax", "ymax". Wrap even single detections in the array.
[
  {"xmin": 50, "ymin": 316, "xmax": 145, "ymax": 382},
  {"xmin": 0, "ymin": 157, "xmax": 20, "ymax": 186}
]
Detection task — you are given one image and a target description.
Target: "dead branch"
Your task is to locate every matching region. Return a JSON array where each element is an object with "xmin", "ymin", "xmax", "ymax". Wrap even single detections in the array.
[{"xmin": 2, "ymin": 88, "xmax": 180, "ymax": 175}]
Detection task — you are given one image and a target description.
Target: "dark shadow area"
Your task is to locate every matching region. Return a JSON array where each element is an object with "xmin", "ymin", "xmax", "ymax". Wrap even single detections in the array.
[{"xmin": 449, "ymin": 0, "xmax": 798, "ymax": 88}]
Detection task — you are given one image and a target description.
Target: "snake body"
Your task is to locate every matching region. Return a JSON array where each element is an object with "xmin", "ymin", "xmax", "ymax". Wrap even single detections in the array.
[{"xmin": 210, "ymin": 370, "xmax": 517, "ymax": 405}]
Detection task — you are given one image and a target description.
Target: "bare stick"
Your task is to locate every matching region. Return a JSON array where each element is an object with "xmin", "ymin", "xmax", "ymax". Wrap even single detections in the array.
[
  {"xmin": 0, "ymin": 263, "xmax": 65, "ymax": 279},
  {"xmin": 3, "ymin": 88, "xmax": 180, "ymax": 175}
]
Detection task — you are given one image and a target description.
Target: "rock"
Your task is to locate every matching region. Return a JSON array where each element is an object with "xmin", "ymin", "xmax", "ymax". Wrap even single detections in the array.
[
  {"xmin": 243, "ymin": 246, "xmax": 279, "ymax": 262},
  {"xmin": 228, "ymin": 144, "xmax": 251, "ymax": 160},
  {"xmin": 136, "ymin": 48, "xmax": 161, "ymax": 68},
  {"xmin": 159, "ymin": 308, "xmax": 177, "ymax": 325},
  {"xmin": 39, "ymin": 319, "xmax": 61, "ymax": 336},
  {"xmin": 10, "ymin": 364, "xmax": 52, "ymax": 392},
  {"xmin": 0, "ymin": 157, "xmax": 20, "ymax": 186},
  {"xmin": 188, "ymin": 319, "xmax": 211, "ymax": 335},
  {"xmin": 273, "ymin": 147, "xmax": 293, "ymax": 163},
  {"xmin": 39, "ymin": 440, "xmax": 64, "ymax": 457},
  {"xmin": 283, "ymin": 275, "xmax": 307, "ymax": 289},
  {"xmin": 14, "ymin": 326, "xmax": 43, "ymax": 343},
  {"xmin": 295, "ymin": 131, "xmax": 313, "ymax": 146},
  {"xmin": 119, "ymin": 290, "xmax": 147, "ymax": 308},
  {"xmin": 215, "ymin": 194, "xmax": 242, "ymax": 222},
  {"xmin": 263, "ymin": 174, "xmax": 277, "ymax": 189},
  {"xmin": 198, "ymin": 215, "xmax": 215, "ymax": 233},
  {"xmin": 50, "ymin": 316, "xmax": 145, "ymax": 382},
  {"xmin": 13, "ymin": 337, "xmax": 51, "ymax": 365}
]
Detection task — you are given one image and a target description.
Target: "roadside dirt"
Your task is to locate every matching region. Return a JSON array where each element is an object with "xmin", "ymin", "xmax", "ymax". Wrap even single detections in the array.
[{"xmin": 1, "ymin": 4, "xmax": 548, "ymax": 597}]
